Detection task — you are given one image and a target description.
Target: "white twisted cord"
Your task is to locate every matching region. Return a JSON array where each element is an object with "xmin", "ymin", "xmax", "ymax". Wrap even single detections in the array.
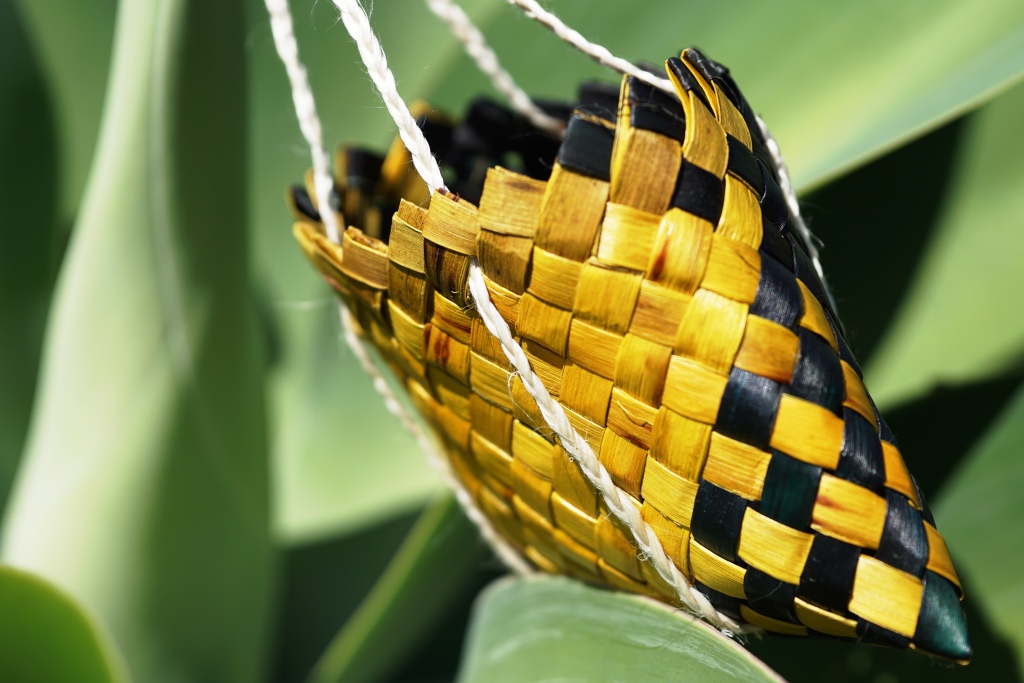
[
  {"xmin": 264, "ymin": 0, "xmax": 342, "ymax": 242},
  {"xmin": 467, "ymin": 262, "xmax": 747, "ymax": 633},
  {"xmin": 330, "ymin": 0, "xmax": 446, "ymax": 192},
  {"xmin": 424, "ymin": 0, "xmax": 565, "ymax": 135},
  {"xmin": 755, "ymin": 115, "xmax": 832, "ymax": 305},
  {"xmin": 507, "ymin": 0, "xmax": 676, "ymax": 97}
]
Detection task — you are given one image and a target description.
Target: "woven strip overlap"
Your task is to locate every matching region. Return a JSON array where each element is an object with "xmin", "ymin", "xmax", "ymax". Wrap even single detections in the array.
[{"xmin": 289, "ymin": 49, "xmax": 970, "ymax": 662}]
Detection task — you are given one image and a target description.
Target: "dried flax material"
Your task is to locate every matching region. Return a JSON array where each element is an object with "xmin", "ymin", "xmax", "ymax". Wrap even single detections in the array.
[{"xmin": 289, "ymin": 47, "xmax": 972, "ymax": 662}]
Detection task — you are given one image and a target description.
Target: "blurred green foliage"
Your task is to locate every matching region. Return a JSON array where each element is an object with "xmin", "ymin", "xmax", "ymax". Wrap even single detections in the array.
[{"xmin": 0, "ymin": 0, "xmax": 1022, "ymax": 681}]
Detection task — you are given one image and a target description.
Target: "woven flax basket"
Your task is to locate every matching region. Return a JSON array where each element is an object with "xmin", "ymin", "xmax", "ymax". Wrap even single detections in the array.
[{"xmin": 289, "ymin": 48, "xmax": 971, "ymax": 662}]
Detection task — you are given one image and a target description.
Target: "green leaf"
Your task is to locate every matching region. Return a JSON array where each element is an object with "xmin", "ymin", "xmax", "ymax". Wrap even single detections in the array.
[
  {"xmin": 0, "ymin": 0, "xmax": 59, "ymax": 513},
  {"xmin": 309, "ymin": 495, "xmax": 493, "ymax": 683},
  {"xmin": 865, "ymin": 81, "xmax": 1024, "ymax": 407},
  {"xmin": 456, "ymin": 575, "xmax": 783, "ymax": 683},
  {"xmin": 934, "ymin": 385, "xmax": 1024, "ymax": 674},
  {"xmin": 0, "ymin": 564, "xmax": 126, "ymax": 683},
  {"xmin": 11, "ymin": 0, "xmax": 117, "ymax": 220},
  {"xmin": 1, "ymin": 0, "xmax": 274, "ymax": 680},
  {"xmin": 247, "ymin": 0, "xmax": 502, "ymax": 542},
  {"xmin": 427, "ymin": 0, "xmax": 1024, "ymax": 190}
]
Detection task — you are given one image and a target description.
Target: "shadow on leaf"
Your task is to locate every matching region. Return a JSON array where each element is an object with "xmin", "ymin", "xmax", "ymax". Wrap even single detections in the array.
[
  {"xmin": 885, "ymin": 372, "xmax": 1023, "ymax": 501},
  {"xmin": 805, "ymin": 118, "xmax": 964, "ymax": 362}
]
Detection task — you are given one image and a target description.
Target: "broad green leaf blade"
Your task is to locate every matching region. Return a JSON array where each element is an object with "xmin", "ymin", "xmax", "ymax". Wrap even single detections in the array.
[
  {"xmin": 1, "ymin": 0, "xmax": 274, "ymax": 680},
  {"xmin": 11, "ymin": 0, "xmax": 116, "ymax": 220},
  {"xmin": 309, "ymin": 495, "xmax": 493, "ymax": 683},
  {"xmin": 457, "ymin": 576, "xmax": 784, "ymax": 683},
  {"xmin": 865, "ymin": 81, "xmax": 1024, "ymax": 407},
  {"xmin": 0, "ymin": 565, "xmax": 126, "ymax": 683},
  {"xmin": 934, "ymin": 385, "xmax": 1024, "ymax": 674},
  {"xmin": 427, "ymin": 0, "xmax": 1024, "ymax": 191},
  {"xmin": 0, "ymin": 0, "xmax": 58, "ymax": 513},
  {"xmin": 248, "ymin": 0, "xmax": 500, "ymax": 542}
]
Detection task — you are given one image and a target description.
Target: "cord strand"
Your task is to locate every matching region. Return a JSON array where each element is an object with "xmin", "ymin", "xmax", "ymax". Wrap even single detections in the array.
[
  {"xmin": 330, "ymin": 0, "xmax": 447, "ymax": 192},
  {"xmin": 755, "ymin": 115, "xmax": 835, "ymax": 312},
  {"xmin": 263, "ymin": 0, "xmax": 342, "ymax": 242},
  {"xmin": 424, "ymin": 0, "xmax": 565, "ymax": 135},
  {"xmin": 506, "ymin": 0, "xmax": 675, "ymax": 96}
]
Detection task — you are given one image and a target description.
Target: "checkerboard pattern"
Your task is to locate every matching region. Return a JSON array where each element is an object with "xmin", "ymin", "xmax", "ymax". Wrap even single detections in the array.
[{"xmin": 289, "ymin": 48, "xmax": 970, "ymax": 661}]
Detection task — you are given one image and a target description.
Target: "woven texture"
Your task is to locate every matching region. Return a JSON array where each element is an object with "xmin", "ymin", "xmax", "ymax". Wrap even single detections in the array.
[{"xmin": 289, "ymin": 49, "xmax": 970, "ymax": 662}]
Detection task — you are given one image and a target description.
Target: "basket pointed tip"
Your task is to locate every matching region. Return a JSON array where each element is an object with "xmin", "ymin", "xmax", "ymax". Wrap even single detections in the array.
[{"xmin": 914, "ymin": 571, "xmax": 972, "ymax": 664}]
